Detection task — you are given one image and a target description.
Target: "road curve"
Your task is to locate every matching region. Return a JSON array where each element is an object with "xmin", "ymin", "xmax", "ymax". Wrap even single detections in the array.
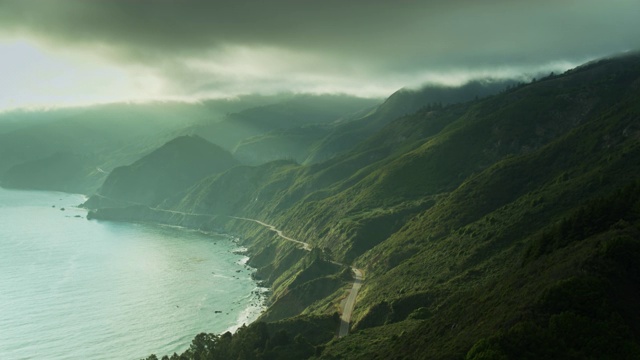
[
  {"xmin": 339, "ymin": 267, "xmax": 364, "ymax": 337},
  {"xmin": 229, "ymin": 216, "xmax": 364, "ymax": 337},
  {"xmin": 229, "ymin": 216, "xmax": 312, "ymax": 251}
]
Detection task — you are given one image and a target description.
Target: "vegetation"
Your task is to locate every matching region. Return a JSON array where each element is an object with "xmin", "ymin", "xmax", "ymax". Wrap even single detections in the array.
[
  {"xmin": 142, "ymin": 318, "xmax": 334, "ymax": 360},
  {"xmin": 92, "ymin": 135, "xmax": 239, "ymax": 207}
]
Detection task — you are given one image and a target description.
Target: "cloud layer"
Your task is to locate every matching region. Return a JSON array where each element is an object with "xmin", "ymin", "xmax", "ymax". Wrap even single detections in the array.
[{"xmin": 0, "ymin": 0, "xmax": 639, "ymax": 108}]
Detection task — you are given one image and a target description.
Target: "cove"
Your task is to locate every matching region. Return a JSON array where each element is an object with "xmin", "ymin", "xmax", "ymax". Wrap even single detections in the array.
[{"xmin": 0, "ymin": 188, "xmax": 264, "ymax": 359}]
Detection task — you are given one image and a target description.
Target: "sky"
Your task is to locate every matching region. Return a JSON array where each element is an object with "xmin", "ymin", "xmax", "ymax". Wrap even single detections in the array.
[{"xmin": 0, "ymin": 0, "xmax": 639, "ymax": 111}]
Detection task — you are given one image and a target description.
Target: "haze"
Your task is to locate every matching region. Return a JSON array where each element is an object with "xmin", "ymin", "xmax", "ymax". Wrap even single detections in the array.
[{"xmin": 0, "ymin": 0, "xmax": 639, "ymax": 110}]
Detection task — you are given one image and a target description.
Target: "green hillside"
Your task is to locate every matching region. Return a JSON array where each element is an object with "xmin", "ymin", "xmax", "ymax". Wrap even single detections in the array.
[
  {"xmin": 89, "ymin": 135, "xmax": 239, "ymax": 207},
  {"xmin": 87, "ymin": 54, "xmax": 640, "ymax": 359}
]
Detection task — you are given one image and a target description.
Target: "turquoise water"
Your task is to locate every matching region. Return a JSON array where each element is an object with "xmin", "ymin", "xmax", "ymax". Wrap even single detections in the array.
[{"xmin": 0, "ymin": 188, "xmax": 264, "ymax": 359}]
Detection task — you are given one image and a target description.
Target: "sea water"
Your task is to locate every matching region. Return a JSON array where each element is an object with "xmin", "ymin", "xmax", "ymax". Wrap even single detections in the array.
[{"xmin": 0, "ymin": 188, "xmax": 264, "ymax": 359}]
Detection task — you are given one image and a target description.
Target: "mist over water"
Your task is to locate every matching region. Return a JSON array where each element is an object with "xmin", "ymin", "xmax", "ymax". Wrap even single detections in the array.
[{"xmin": 0, "ymin": 188, "xmax": 263, "ymax": 360}]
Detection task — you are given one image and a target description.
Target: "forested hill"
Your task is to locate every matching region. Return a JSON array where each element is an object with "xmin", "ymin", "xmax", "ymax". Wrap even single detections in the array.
[
  {"xmin": 87, "ymin": 135, "xmax": 239, "ymax": 208},
  {"xmin": 91, "ymin": 53, "xmax": 640, "ymax": 359}
]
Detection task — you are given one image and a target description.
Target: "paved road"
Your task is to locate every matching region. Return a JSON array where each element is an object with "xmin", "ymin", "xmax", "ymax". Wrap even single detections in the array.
[
  {"xmin": 91, "ymin": 194, "xmax": 214, "ymax": 217},
  {"xmin": 230, "ymin": 216, "xmax": 364, "ymax": 337},
  {"xmin": 339, "ymin": 267, "xmax": 364, "ymax": 337},
  {"xmin": 229, "ymin": 216, "xmax": 312, "ymax": 251}
]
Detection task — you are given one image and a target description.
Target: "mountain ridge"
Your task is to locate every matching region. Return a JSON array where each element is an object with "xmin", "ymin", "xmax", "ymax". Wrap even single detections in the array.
[{"xmin": 86, "ymin": 135, "xmax": 239, "ymax": 208}]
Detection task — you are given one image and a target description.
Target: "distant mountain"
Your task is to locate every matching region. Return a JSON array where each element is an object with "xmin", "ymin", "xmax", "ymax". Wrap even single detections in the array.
[
  {"xmin": 0, "ymin": 94, "xmax": 367, "ymax": 193},
  {"xmin": 90, "ymin": 53, "xmax": 640, "ymax": 359},
  {"xmin": 232, "ymin": 125, "xmax": 330, "ymax": 165},
  {"xmin": 213, "ymin": 82, "xmax": 513, "ymax": 166},
  {"xmin": 0, "ymin": 152, "xmax": 99, "ymax": 193},
  {"xmin": 304, "ymin": 79, "xmax": 516, "ymax": 164},
  {"xmin": 0, "ymin": 101, "xmax": 231, "ymax": 193},
  {"xmin": 189, "ymin": 94, "xmax": 380, "ymax": 160},
  {"xmin": 86, "ymin": 135, "xmax": 239, "ymax": 208}
]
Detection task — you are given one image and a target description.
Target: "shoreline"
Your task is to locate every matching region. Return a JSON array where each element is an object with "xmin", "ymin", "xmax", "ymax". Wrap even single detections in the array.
[
  {"xmin": 88, "ymin": 207, "xmax": 272, "ymax": 335},
  {"xmin": 225, "ymin": 285, "xmax": 269, "ymax": 333},
  {"xmin": 2, "ymin": 187, "xmax": 270, "ymax": 340},
  {"xmin": 112, "ymin": 216, "xmax": 271, "ymax": 335}
]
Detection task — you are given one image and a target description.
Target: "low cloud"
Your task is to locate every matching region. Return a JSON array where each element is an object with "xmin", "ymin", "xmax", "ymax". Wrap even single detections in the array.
[{"xmin": 0, "ymin": 0, "xmax": 638, "ymax": 108}]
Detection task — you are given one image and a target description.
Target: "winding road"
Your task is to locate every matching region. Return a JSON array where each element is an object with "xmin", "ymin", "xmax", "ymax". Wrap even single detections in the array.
[
  {"xmin": 338, "ymin": 267, "xmax": 364, "ymax": 337},
  {"xmin": 229, "ymin": 217, "xmax": 312, "ymax": 251},
  {"xmin": 230, "ymin": 216, "xmax": 364, "ymax": 337}
]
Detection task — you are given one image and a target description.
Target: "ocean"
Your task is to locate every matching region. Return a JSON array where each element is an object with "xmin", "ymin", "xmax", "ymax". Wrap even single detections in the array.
[{"xmin": 0, "ymin": 188, "xmax": 264, "ymax": 359}]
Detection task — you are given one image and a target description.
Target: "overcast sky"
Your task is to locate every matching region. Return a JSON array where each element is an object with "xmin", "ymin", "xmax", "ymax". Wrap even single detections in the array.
[{"xmin": 0, "ymin": 0, "xmax": 638, "ymax": 110}]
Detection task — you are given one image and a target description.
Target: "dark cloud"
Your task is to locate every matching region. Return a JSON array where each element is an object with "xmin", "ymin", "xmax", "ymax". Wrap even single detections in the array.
[{"xmin": 0, "ymin": 0, "xmax": 639, "ymax": 100}]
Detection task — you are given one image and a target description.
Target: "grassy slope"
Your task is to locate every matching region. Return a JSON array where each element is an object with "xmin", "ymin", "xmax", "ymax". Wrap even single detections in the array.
[
  {"xmin": 94, "ymin": 135, "xmax": 239, "ymax": 207},
  {"xmin": 317, "ymin": 56, "xmax": 640, "ymax": 359}
]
